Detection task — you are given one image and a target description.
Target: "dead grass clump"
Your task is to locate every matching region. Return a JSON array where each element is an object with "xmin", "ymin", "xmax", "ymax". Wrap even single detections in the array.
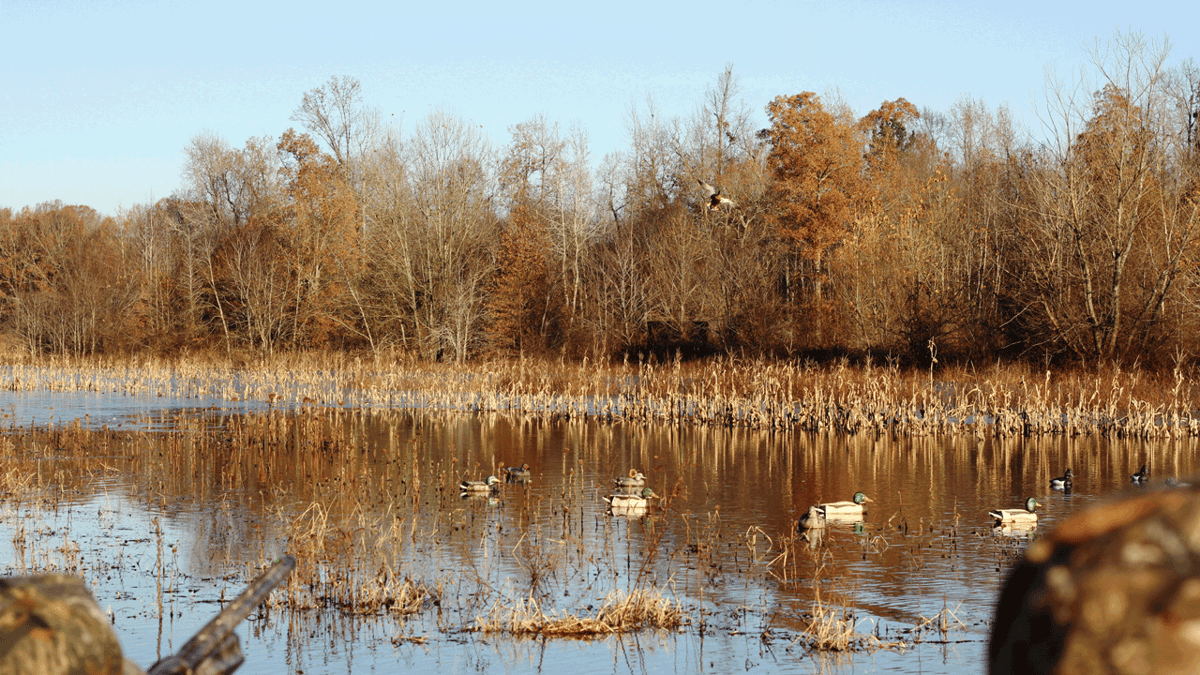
[
  {"xmin": 913, "ymin": 600, "xmax": 968, "ymax": 640},
  {"xmin": 342, "ymin": 572, "xmax": 438, "ymax": 617},
  {"xmin": 794, "ymin": 586, "xmax": 904, "ymax": 653},
  {"xmin": 0, "ymin": 465, "xmax": 33, "ymax": 495},
  {"xmin": 473, "ymin": 588, "xmax": 683, "ymax": 636}
]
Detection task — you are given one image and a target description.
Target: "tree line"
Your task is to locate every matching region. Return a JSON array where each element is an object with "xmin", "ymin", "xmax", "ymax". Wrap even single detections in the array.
[{"xmin": 2, "ymin": 32, "xmax": 1198, "ymax": 368}]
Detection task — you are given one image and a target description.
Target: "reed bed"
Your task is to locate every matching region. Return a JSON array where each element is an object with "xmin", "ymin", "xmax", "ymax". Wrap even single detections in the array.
[{"xmin": 2, "ymin": 353, "xmax": 1199, "ymax": 437}]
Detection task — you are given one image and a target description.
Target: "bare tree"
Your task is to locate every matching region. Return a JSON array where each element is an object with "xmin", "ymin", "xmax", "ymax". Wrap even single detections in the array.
[
  {"xmin": 178, "ymin": 132, "xmax": 285, "ymax": 352},
  {"xmin": 290, "ymin": 75, "xmax": 381, "ymax": 213},
  {"xmin": 370, "ymin": 111, "xmax": 496, "ymax": 361},
  {"xmin": 1016, "ymin": 30, "xmax": 1199, "ymax": 362}
]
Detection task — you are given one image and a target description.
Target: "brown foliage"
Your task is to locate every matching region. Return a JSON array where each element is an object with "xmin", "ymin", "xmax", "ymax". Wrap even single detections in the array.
[
  {"xmin": 487, "ymin": 200, "xmax": 551, "ymax": 354},
  {"xmin": 0, "ymin": 203, "xmax": 140, "ymax": 354},
  {"xmin": 762, "ymin": 92, "xmax": 864, "ymax": 263},
  {"xmin": 278, "ymin": 128, "xmax": 363, "ymax": 349},
  {"xmin": 9, "ymin": 39, "xmax": 1200, "ymax": 368}
]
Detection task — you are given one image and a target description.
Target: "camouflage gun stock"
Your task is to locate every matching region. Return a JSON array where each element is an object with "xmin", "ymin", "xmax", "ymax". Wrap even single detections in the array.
[{"xmin": 147, "ymin": 555, "xmax": 295, "ymax": 675}]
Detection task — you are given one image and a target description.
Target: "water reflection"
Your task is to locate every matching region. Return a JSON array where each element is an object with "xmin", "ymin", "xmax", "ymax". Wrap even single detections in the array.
[{"xmin": 1, "ymin": 400, "xmax": 1198, "ymax": 674}]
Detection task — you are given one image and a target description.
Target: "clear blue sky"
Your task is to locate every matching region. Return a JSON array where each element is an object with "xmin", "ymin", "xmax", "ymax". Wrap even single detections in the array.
[{"xmin": 1, "ymin": 0, "xmax": 1195, "ymax": 217}]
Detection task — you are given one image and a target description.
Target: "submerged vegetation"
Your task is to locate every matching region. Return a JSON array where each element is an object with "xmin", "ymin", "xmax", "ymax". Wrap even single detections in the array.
[{"xmin": 0, "ymin": 407, "xmax": 925, "ymax": 655}]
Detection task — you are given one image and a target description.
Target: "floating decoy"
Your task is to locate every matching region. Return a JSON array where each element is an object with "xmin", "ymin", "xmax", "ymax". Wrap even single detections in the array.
[
  {"xmin": 990, "ymin": 489, "xmax": 1200, "ymax": 674},
  {"xmin": 697, "ymin": 180, "xmax": 736, "ymax": 211},
  {"xmin": 989, "ymin": 497, "xmax": 1038, "ymax": 525},
  {"xmin": 993, "ymin": 521, "xmax": 1038, "ymax": 537},
  {"xmin": 815, "ymin": 492, "xmax": 873, "ymax": 518},
  {"xmin": 459, "ymin": 475, "xmax": 501, "ymax": 493},
  {"xmin": 504, "ymin": 463, "xmax": 531, "ymax": 482},
  {"xmin": 1131, "ymin": 463, "xmax": 1149, "ymax": 483},
  {"xmin": 613, "ymin": 469, "xmax": 647, "ymax": 488},
  {"xmin": 1050, "ymin": 468, "xmax": 1073, "ymax": 491},
  {"xmin": 797, "ymin": 505, "xmax": 826, "ymax": 531},
  {"xmin": 603, "ymin": 487, "xmax": 659, "ymax": 516}
]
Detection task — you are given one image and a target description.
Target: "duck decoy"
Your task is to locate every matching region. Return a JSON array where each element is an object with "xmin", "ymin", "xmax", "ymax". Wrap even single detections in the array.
[
  {"xmin": 603, "ymin": 487, "xmax": 659, "ymax": 516},
  {"xmin": 1050, "ymin": 468, "xmax": 1073, "ymax": 491},
  {"xmin": 504, "ymin": 463, "xmax": 531, "ymax": 483},
  {"xmin": 990, "ymin": 489, "xmax": 1200, "ymax": 674},
  {"xmin": 1131, "ymin": 464, "xmax": 1149, "ymax": 483},
  {"xmin": 989, "ymin": 497, "xmax": 1038, "ymax": 526},
  {"xmin": 613, "ymin": 469, "xmax": 647, "ymax": 488},
  {"xmin": 814, "ymin": 492, "xmax": 873, "ymax": 518},
  {"xmin": 797, "ymin": 505, "xmax": 826, "ymax": 531},
  {"xmin": 697, "ymin": 180, "xmax": 736, "ymax": 211},
  {"xmin": 459, "ymin": 475, "xmax": 501, "ymax": 493}
]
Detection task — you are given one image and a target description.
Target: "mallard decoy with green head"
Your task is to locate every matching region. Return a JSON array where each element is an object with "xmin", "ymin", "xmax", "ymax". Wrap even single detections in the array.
[
  {"xmin": 613, "ymin": 469, "xmax": 647, "ymax": 488},
  {"xmin": 504, "ymin": 463, "xmax": 531, "ymax": 482},
  {"xmin": 603, "ymin": 487, "xmax": 658, "ymax": 516},
  {"xmin": 1050, "ymin": 468, "xmax": 1073, "ymax": 491},
  {"xmin": 989, "ymin": 488, "xmax": 1200, "ymax": 674},
  {"xmin": 990, "ymin": 497, "xmax": 1038, "ymax": 525},
  {"xmin": 815, "ymin": 492, "xmax": 873, "ymax": 518},
  {"xmin": 459, "ymin": 475, "xmax": 501, "ymax": 493}
]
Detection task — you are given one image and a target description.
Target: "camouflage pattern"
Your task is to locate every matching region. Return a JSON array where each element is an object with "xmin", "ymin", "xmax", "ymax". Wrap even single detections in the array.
[
  {"xmin": 990, "ymin": 487, "xmax": 1200, "ymax": 674},
  {"xmin": 0, "ymin": 573, "xmax": 139, "ymax": 675},
  {"xmin": 0, "ymin": 555, "xmax": 293, "ymax": 675}
]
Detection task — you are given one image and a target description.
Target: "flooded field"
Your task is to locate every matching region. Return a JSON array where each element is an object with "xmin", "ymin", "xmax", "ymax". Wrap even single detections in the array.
[{"xmin": 1, "ymin": 376, "xmax": 1197, "ymax": 674}]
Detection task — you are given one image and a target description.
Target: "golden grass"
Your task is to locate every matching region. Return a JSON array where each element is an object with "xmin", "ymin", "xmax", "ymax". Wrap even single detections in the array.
[
  {"xmin": 472, "ymin": 588, "xmax": 683, "ymax": 636},
  {"xmin": 2, "ymin": 352, "xmax": 1198, "ymax": 437},
  {"xmin": 914, "ymin": 601, "xmax": 968, "ymax": 639},
  {"xmin": 792, "ymin": 570, "xmax": 906, "ymax": 654}
]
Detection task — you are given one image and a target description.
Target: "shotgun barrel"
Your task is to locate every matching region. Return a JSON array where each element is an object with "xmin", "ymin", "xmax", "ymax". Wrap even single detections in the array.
[{"xmin": 147, "ymin": 555, "xmax": 295, "ymax": 675}]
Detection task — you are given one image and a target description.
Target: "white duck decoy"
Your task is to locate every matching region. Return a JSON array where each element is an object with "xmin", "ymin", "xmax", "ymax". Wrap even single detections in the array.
[
  {"xmin": 815, "ymin": 492, "xmax": 873, "ymax": 517},
  {"xmin": 459, "ymin": 475, "xmax": 501, "ymax": 494},
  {"xmin": 990, "ymin": 497, "xmax": 1039, "ymax": 526}
]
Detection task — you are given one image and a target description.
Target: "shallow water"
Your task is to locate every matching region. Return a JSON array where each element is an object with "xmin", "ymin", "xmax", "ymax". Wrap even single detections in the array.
[{"xmin": 1, "ymin": 390, "xmax": 1196, "ymax": 675}]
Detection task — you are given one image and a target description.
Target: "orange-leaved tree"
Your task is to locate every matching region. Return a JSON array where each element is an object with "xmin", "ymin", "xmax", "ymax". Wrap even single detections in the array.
[
  {"xmin": 761, "ymin": 92, "xmax": 864, "ymax": 347},
  {"xmin": 277, "ymin": 129, "xmax": 362, "ymax": 349}
]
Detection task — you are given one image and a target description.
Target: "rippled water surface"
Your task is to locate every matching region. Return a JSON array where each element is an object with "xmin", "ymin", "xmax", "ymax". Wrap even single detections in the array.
[{"xmin": 1, "ymin": 389, "xmax": 1196, "ymax": 675}]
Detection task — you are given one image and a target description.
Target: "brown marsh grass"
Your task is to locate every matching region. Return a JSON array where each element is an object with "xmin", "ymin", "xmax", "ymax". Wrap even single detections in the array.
[
  {"xmin": 4, "ymin": 353, "xmax": 1200, "ymax": 436},
  {"xmin": 472, "ymin": 588, "xmax": 683, "ymax": 636},
  {"xmin": 791, "ymin": 562, "xmax": 907, "ymax": 654}
]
